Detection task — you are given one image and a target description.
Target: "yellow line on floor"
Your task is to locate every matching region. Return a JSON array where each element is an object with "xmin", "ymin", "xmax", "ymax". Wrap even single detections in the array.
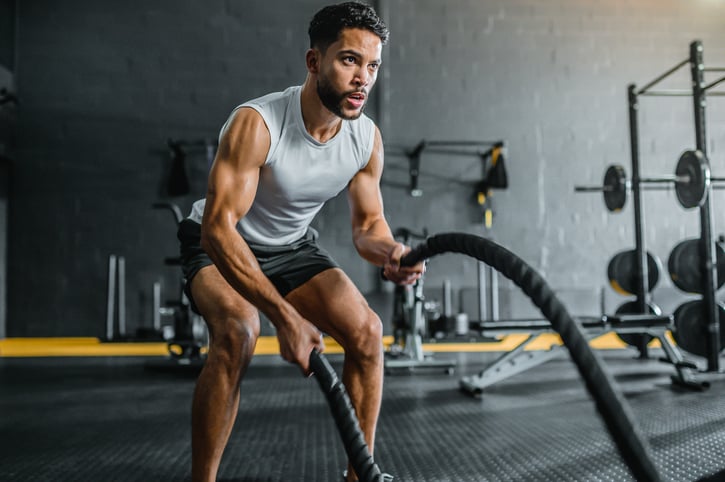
[
  {"xmin": 0, "ymin": 337, "xmax": 170, "ymax": 357},
  {"xmin": 0, "ymin": 331, "xmax": 662, "ymax": 358},
  {"xmin": 424, "ymin": 332, "xmax": 642, "ymax": 352}
]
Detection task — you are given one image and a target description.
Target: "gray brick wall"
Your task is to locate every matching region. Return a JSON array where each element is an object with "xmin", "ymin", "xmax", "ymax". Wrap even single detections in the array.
[{"xmin": 7, "ymin": 0, "xmax": 725, "ymax": 336}]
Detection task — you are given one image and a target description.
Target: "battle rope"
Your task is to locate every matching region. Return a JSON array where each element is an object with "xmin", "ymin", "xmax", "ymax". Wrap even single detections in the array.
[
  {"xmin": 310, "ymin": 349, "xmax": 384, "ymax": 482},
  {"xmin": 311, "ymin": 232, "xmax": 662, "ymax": 482},
  {"xmin": 401, "ymin": 233, "xmax": 662, "ymax": 482}
]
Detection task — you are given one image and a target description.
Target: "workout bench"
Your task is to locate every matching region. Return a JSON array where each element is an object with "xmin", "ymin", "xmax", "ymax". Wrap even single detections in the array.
[{"xmin": 459, "ymin": 313, "xmax": 707, "ymax": 395}]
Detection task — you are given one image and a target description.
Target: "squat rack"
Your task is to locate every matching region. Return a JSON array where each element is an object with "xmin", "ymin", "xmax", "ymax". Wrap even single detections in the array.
[{"xmin": 628, "ymin": 40, "xmax": 725, "ymax": 372}]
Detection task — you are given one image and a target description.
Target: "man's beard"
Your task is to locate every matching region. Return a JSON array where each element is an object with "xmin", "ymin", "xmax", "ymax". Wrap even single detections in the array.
[{"xmin": 317, "ymin": 76, "xmax": 365, "ymax": 120}]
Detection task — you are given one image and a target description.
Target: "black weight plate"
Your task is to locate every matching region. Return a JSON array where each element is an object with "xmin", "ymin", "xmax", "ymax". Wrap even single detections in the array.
[
  {"xmin": 603, "ymin": 164, "xmax": 627, "ymax": 212},
  {"xmin": 668, "ymin": 238, "xmax": 725, "ymax": 294},
  {"xmin": 673, "ymin": 300, "xmax": 725, "ymax": 357},
  {"xmin": 607, "ymin": 249, "xmax": 661, "ymax": 295},
  {"xmin": 675, "ymin": 150, "xmax": 710, "ymax": 209},
  {"xmin": 614, "ymin": 300, "xmax": 660, "ymax": 347}
]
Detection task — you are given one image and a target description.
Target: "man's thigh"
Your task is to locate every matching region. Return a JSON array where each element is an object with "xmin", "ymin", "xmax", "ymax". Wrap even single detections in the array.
[
  {"xmin": 189, "ymin": 265, "xmax": 259, "ymax": 335},
  {"xmin": 285, "ymin": 268, "xmax": 373, "ymax": 343}
]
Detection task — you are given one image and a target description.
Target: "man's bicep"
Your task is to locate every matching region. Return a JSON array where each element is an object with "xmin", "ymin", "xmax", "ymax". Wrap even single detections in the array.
[
  {"xmin": 349, "ymin": 168, "xmax": 383, "ymax": 220},
  {"xmin": 204, "ymin": 108, "xmax": 270, "ymax": 224},
  {"xmin": 205, "ymin": 162, "xmax": 260, "ymax": 224},
  {"xmin": 348, "ymin": 129, "xmax": 386, "ymax": 230}
]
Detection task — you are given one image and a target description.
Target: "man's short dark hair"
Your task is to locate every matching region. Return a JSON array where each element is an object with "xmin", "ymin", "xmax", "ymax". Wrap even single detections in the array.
[{"xmin": 308, "ymin": 2, "xmax": 389, "ymax": 52}]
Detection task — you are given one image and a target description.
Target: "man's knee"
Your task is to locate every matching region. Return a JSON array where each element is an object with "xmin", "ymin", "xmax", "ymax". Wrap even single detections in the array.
[
  {"xmin": 206, "ymin": 300, "xmax": 260, "ymax": 362},
  {"xmin": 217, "ymin": 319, "xmax": 259, "ymax": 350},
  {"xmin": 346, "ymin": 308, "xmax": 384, "ymax": 361}
]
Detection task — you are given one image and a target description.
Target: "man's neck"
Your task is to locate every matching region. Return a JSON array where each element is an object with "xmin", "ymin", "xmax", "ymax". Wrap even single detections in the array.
[{"xmin": 300, "ymin": 78, "xmax": 343, "ymax": 143}]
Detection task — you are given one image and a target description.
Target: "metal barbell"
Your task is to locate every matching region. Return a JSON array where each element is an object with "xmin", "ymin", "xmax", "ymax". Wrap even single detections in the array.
[{"xmin": 575, "ymin": 150, "xmax": 725, "ymax": 212}]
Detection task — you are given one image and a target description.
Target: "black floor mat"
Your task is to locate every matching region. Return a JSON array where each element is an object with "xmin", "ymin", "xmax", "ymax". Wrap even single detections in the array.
[{"xmin": 1, "ymin": 351, "xmax": 724, "ymax": 481}]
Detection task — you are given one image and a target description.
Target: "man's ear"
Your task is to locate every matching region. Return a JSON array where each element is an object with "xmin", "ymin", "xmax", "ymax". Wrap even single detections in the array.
[{"xmin": 306, "ymin": 48, "xmax": 320, "ymax": 74}]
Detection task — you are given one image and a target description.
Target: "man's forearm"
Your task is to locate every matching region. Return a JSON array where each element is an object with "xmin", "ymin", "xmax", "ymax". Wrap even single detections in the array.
[
  {"xmin": 200, "ymin": 223, "xmax": 296, "ymax": 328},
  {"xmin": 352, "ymin": 218, "xmax": 399, "ymax": 266}
]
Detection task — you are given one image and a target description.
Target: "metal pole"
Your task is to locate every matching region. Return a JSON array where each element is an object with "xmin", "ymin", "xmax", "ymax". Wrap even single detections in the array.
[
  {"xmin": 490, "ymin": 268, "xmax": 499, "ymax": 321},
  {"xmin": 412, "ymin": 278, "xmax": 425, "ymax": 359},
  {"xmin": 641, "ymin": 90, "xmax": 725, "ymax": 97},
  {"xmin": 477, "ymin": 262, "xmax": 487, "ymax": 321},
  {"xmin": 117, "ymin": 256, "xmax": 126, "ymax": 338},
  {"xmin": 627, "ymin": 85, "xmax": 649, "ymax": 313},
  {"xmin": 639, "ymin": 90, "xmax": 693, "ymax": 97},
  {"xmin": 703, "ymin": 75, "xmax": 725, "ymax": 92},
  {"xmin": 690, "ymin": 40, "xmax": 720, "ymax": 372},
  {"xmin": 636, "ymin": 58, "xmax": 689, "ymax": 94},
  {"xmin": 106, "ymin": 255, "xmax": 117, "ymax": 340},
  {"xmin": 442, "ymin": 279, "xmax": 452, "ymax": 319},
  {"xmin": 153, "ymin": 281, "xmax": 161, "ymax": 331}
]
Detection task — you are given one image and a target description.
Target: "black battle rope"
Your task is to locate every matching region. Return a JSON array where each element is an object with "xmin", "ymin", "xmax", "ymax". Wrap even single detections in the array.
[
  {"xmin": 400, "ymin": 233, "xmax": 662, "ymax": 482},
  {"xmin": 309, "ymin": 349, "xmax": 384, "ymax": 482}
]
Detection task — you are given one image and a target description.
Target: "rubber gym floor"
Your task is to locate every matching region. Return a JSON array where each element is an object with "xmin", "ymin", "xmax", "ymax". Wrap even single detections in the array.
[{"xmin": 1, "ymin": 336, "xmax": 725, "ymax": 482}]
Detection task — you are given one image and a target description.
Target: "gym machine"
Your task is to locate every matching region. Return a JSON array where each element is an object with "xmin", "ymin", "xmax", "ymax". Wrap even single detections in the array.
[
  {"xmin": 384, "ymin": 227, "xmax": 457, "ymax": 373},
  {"xmin": 145, "ymin": 202, "xmax": 208, "ymax": 371},
  {"xmin": 383, "ymin": 141, "xmax": 507, "ymax": 372}
]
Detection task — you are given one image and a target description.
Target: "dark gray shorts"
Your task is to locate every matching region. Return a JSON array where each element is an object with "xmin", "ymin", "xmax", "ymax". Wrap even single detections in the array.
[{"xmin": 177, "ymin": 219, "xmax": 339, "ymax": 314}]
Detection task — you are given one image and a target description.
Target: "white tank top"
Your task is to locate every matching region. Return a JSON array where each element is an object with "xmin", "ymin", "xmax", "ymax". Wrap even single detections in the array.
[{"xmin": 188, "ymin": 86, "xmax": 376, "ymax": 246}]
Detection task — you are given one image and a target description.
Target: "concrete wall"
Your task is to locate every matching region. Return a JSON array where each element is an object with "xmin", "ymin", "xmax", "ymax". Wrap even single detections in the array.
[{"xmin": 8, "ymin": 0, "xmax": 725, "ymax": 337}]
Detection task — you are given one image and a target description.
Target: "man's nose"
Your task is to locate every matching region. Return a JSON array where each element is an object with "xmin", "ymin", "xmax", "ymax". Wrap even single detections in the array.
[{"xmin": 354, "ymin": 67, "xmax": 370, "ymax": 87}]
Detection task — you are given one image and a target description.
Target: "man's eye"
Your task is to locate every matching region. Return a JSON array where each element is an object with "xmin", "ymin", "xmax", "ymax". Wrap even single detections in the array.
[
  {"xmin": 369, "ymin": 63, "xmax": 379, "ymax": 71},
  {"xmin": 344, "ymin": 56, "xmax": 356, "ymax": 64}
]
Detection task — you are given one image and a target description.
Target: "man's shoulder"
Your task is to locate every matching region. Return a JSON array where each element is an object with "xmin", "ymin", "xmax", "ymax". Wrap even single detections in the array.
[{"xmin": 243, "ymin": 86, "xmax": 299, "ymax": 110}]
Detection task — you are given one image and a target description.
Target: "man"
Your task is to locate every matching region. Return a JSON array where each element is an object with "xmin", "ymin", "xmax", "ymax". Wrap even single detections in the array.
[{"xmin": 177, "ymin": 2, "xmax": 423, "ymax": 481}]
